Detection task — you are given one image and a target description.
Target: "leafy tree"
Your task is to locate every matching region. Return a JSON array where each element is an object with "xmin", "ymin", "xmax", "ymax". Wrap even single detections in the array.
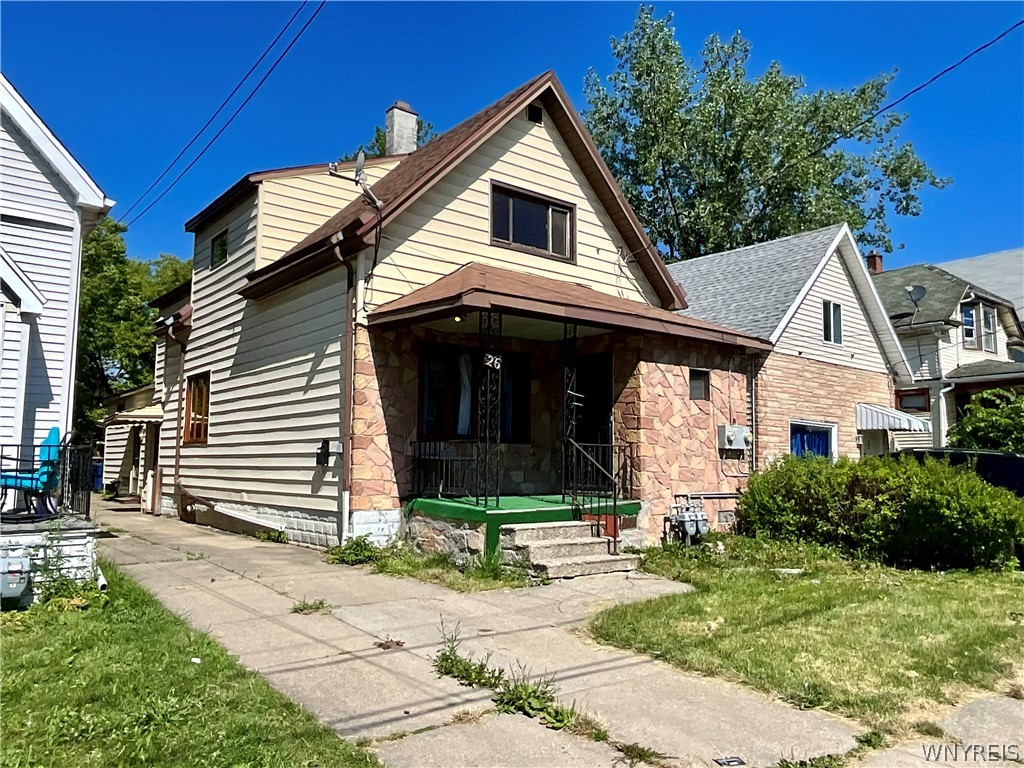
[
  {"xmin": 74, "ymin": 217, "xmax": 191, "ymax": 439},
  {"xmin": 583, "ymin": 6, "xmax": 949, "ymax": 260},
  {"xmin": 947, "ymin": 389, "xmax": 1024, "ymax": 453},
  {"xmin": 341, "ymin": 118, "xmax": 436, "ymax": 161}
]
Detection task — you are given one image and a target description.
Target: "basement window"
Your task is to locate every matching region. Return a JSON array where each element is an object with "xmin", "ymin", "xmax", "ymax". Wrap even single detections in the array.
[
  {"xmin": 184, "ymin": 372, "xmax": 210, "ymax": 445},
  {"xmin": 491, "ymin": 183, "xmax": 573, "ymax": 261}
]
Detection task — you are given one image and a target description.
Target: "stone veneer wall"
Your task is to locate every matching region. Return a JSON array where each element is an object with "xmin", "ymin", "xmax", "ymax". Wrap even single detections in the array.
[
  {"xmin": 754, "ymin": 351, "xmax": 894, "ymax": 465},
  {"xmin": 406, "ymin": 514, "xmax": 486, "ymax": 565}
]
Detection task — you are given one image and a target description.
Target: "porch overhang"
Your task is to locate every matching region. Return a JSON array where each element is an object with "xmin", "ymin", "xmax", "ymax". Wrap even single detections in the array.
[
  {"xmin": 856, "ymin": 402, "xmax": 931, "ymax": 433},
  {"xmin": 368, "ymin": 263, "xmax": 772, "ymax": 352},
  {"xmin": 104, "ymin": 405, "xmax": 164, "ymax": 427}
]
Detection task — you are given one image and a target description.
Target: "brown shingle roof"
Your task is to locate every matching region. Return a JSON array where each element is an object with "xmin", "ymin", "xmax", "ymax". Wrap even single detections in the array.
[
  {"xmin": 368, "ymin": 262, "xmax": 770, "ymax": 351},
  {"xmin": 245, "ymin": 71, "xmax": 685, "ymax": 310}
]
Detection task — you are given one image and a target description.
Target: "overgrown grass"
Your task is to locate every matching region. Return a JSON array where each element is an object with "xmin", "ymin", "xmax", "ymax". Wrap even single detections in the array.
[
  {"xmin": 325, "ymin": 537, "xmax": 529, "ymax": 592},
  {"xmin": 590, "ymin": 535, "xmax": 1024, "ymax": 733},
  {"xmin": 0, "ymin": 561, "xmax": 378, "ymax": 767}
]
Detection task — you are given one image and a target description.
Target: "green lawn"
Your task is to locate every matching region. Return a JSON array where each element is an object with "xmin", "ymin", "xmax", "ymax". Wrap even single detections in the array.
[
  {"xmin": 1, "ymin": 561, "xmax": 378, "ymax": 768},
  {"xmin": 590, "ymin": 536, "xmax": 1024, "ymax": 733}
]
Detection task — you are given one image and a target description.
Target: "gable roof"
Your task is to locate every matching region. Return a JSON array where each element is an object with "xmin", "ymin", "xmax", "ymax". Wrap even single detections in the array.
[
  {"xmin": 369, "ymin": 262, "xmax": 770, "ymax": 351},
  {"xmin": 668, "ymin": 223, "xmax": 912, "ymax": 379},
  {"xmin": 872, "ymin": 263, "xmax": 1014, "ymax": 328},
  {"xmin": 666, "ymin": 224, "xmax": 844, "ymax": 339},
  {"xmin": 184, "ymin": 156, "xmax": 405, "ymax": 234},
  {"xmin": 246, "ymin": 71, "xmax": 685, "ymax": 310},
  {"xmin": 0, "ymin": 73, "xmax": 111, "ymax": 212},
  {"xmin": 939, "ymin": 248, "xmax": 1024, "ymax": 317}
]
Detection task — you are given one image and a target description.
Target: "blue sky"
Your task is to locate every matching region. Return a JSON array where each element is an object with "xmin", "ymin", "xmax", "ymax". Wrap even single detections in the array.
[{"xmin": 2, "ymin": 2, "xmax": 1021, "ymax": 270}]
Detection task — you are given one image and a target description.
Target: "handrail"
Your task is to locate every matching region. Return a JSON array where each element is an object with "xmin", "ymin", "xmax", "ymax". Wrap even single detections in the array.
[{"xmin": 566, "ymin": 438, "xmax": 616, "ymax": 483}]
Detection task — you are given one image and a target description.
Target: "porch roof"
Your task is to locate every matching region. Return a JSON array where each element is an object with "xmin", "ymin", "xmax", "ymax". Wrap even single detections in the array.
[{"xmin": 367, "ymin": 263, "xmax": 772, "ymax": 351}]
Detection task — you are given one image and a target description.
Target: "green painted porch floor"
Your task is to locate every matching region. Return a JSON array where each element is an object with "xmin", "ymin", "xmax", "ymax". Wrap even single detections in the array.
[{"xmin": 408, "ymin": 494, "xmax": 641, "ymax": 519}]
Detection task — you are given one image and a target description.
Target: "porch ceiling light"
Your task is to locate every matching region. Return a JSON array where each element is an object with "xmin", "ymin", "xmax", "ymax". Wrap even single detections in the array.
[{"xmin": 453, "ymin": 315, "xmax": 463, "ymax": 323}]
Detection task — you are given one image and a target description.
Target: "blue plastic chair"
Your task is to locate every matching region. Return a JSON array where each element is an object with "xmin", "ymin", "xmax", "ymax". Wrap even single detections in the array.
[{"xmin": 0, "ymin": 427, "xmax": 61, "ymax": 516}]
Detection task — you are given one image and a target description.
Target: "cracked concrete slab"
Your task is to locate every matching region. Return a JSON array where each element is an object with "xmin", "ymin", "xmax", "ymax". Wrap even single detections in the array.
[{"xmin": 940, "ymin": 695, "xmax": 1023, "ymax": 749}]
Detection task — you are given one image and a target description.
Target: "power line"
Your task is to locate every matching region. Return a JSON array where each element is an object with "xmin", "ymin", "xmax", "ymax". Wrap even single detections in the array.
[
  {"xmin": 118, "ymin": 2, "xmax": 309, "ymax": 223},
  {"xmin": 125, "ymin": 0, "xmax": 327, "ymax": 228},
  {"xmin": 763, "ymin": 18, "xmax": 1024, "ymax": 187}
]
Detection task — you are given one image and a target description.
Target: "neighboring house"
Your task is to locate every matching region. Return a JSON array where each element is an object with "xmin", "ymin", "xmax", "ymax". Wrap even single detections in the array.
[
  {"xmin": 938, "ymin": 248, "xmax": 1024, "ymax": 362},
  {"xmin": 102, "ymin": 382, "xmax": 161, "ymax": 508},
  {"xmin": 872, "ymin": 259, "xmax": 1024, "ymax": 447},
  {"xmin": 0, "ymin": 74, "xmax": 111, "ymax": 458},
  {"xmin": 152, "ymin": 71, "xmax": 772, "ymax": 550},
  {"xmin": 668, "ymin": 224, "xmax": 923, "ymax": 464}
]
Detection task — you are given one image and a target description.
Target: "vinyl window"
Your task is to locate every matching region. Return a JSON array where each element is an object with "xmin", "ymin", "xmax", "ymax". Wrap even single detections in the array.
[
  {"xmin": 184, "ymin": 372, "xmax": 210, "ymax": 444},
  {"xmin": 491, "ymin": 184, "xmax": 573, "ymax": 260},
  {"xmin": 982, "ymin": 306, "xmax": 997, "ymax": 353},
  {"xmin": 822, "ymin": 301, "xmax": 843, "ymax": 344},
  {"xmin": 962, "ymin": 305, "xmax": 977, "ymax": 348},
  {"xmin": 897, "ymin": 390, "xmax": 930, "ymax": 413},
  {"xmin": 210, "ymin": 230, "xmax": 228, "ymax": 270}
]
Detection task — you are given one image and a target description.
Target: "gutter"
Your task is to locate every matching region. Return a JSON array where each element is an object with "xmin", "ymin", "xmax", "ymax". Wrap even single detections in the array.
[{"xmin": 335, "ymin": 243, "xmax": 356, "ymax": 544}]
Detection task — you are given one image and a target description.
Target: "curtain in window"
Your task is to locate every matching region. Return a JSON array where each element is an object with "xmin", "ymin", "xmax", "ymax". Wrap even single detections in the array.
[
  {"xmin": 456, "ymin": 353, "xmax": 472, "ymax": 436},
  {"xmin": 790, "ymin": 425, "xmax": 830, "ymax": 457}
]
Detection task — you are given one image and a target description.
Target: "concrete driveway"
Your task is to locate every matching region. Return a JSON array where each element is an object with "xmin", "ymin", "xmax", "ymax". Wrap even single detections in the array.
[{"xmin": 96, "ymin": 502, "xmax": 868, "ymax": 767}]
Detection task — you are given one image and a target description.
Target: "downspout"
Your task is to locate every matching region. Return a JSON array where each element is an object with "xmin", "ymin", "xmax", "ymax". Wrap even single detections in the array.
[
  {"xmin": 936, "ymin": 381, "xmax": 955, "ymax": 448},
  {"xmin": 749, "ymin": 352, "xmax": 758, "ymax": 474},
  {"xmin": 334, "ymin": 243, "xmax": 356, "ymax": 543},
  {"xmin": 169, "ymin": 329, "xmax": 186, "ymax": 512}
]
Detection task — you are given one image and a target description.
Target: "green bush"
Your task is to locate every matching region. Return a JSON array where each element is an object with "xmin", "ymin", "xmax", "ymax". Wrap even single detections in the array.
[
  {"xmin": 737, "ymin": 454, "xmax": 1024, "ymax": 571},
  {"xmin": 324, "ymin": 535, "xmax": 381, "ymax": 565}
]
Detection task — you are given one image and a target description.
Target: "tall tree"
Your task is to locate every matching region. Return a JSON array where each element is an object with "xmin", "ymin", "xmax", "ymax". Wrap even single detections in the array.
[
  {"xmin": 948, "ymin": 389, "xmax": 1024, "ymax": 452},
  {"xmin": 341, "ymin": 119, "xmax": 436, "ymax": 161},
  {"xmin": 584, "ymin": 6, "xmax": 949, "ymax": 260},
  {"xmin": 74, "ymin": 217, "xmax": 191, "ymax": 438}
]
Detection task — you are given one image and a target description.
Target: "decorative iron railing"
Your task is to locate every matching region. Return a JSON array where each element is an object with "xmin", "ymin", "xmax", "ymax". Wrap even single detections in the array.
[
  {"xmin": 563, "ymin": 439, "xmax": 637, "ymax": 553},
  {"xmin": 0, "ymin": 440, "xmax": 93, "ymax": 520},
  {"xmin": 58, "ymin": 445, "xmax": 94, "ymax": 519},
  {"xmin": 411, "ymin": 440, "xmax": 505, "ymax": 505}
]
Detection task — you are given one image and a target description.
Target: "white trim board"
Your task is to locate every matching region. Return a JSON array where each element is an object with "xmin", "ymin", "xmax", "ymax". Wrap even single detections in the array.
[{"xmin": 0, "ymin": 245, "xmax": 45, "ymax": 314}]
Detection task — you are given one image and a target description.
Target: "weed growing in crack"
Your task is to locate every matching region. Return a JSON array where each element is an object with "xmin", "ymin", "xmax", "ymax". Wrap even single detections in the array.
[
  {"xmin": 433, "ymin": 621, "xmax": 506, "ymax": 688},
  {"xmin": 291, "ymin": 598, "xmax": 330, "ymax": 615}
]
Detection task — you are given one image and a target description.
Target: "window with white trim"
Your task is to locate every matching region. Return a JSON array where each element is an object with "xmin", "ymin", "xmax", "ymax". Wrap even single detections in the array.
[
  {"xmin": 822, "ymin": 300, "xmax": 843, "ymax": 344},
  {"xmin": 962, "ymin": 304, "xmax": 977, "ymax": 348},
  {"xmin": 982, "ymin": 305, "xmax": 997, "ymax": 353}
]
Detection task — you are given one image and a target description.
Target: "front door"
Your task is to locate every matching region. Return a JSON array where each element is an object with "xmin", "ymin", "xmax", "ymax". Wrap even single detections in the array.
[{"xmin": 568, "ymin": 353, "xmax": 617, "ymax": 541}]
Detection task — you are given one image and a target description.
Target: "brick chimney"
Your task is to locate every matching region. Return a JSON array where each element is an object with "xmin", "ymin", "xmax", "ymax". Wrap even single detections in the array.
[
  {"xmin": 865, "ymin": 250, "xmax": 883, "ymax": 274},
  {"xmin": 385, "ymin": 101, "xmax": 418, "ymax": 155}
]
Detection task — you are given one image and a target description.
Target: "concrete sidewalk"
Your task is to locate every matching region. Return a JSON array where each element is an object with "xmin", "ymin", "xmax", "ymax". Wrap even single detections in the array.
[{"xmin": 96, "ymin": 502, "xmax": 866, "ymax": 767}]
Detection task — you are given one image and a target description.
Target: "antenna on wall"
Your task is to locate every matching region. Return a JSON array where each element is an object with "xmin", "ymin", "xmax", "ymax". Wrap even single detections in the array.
[{"xmin": 328, "ymin": 150, "xmax": 382, "ymax": 210}]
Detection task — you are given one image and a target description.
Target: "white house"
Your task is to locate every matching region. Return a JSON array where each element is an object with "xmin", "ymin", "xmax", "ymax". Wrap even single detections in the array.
[{"xmin": 0, "ymin": 73, "xmax": 112, "ymax": 453}]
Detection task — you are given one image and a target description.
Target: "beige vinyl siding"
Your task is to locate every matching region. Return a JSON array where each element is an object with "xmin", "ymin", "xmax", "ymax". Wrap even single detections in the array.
[
  {"xmin": 898, "ymin": 329, "xmax": 940, "ymax": 380},
  {"xmin": 152, "ymin": 294, "xmax": 189, "ymax": 405},
  {"xmin": 362, "ymin": 110, "xmax": 660, "ymax": 313},
  {"xmin": 158, "ymin": 339, "xmax": 181, "ymax": 474},
  {"xmin": 938, "ymin": 306, "xmax": 1011, "ymax": 374},
  {"xmin": 170, "ymin": 196, "xmax": 346, "ymax": 513},
  {"xmin": 774, "ymin": 252, "xmax": 888, "ymax": 373},
  {"xmin": 102, "ymin": 423, "xmax": 133, "ymax": 487},
  {"xmin": 258, "ymin": 163, "xmax": 399, "ymax": 267}
]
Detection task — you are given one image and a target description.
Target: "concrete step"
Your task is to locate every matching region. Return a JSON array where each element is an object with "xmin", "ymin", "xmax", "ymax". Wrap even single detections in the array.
[
  {"xmin": 520, "ymin": 537, "xmax": 614, "ymax": 560},
  {"xmin": 498, "ymin": 521, "xmax": 596, "ymax": 548},
  {"xmin": 532, "ymin": 553, "xmax": 639, "ymax": 579}
]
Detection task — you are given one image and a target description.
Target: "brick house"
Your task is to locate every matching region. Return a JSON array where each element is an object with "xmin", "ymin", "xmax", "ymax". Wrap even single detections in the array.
[
  {"xmin": 149, "ymin": 71, "xmax": 770, "ymax": 566},
  {"xmin": 668, "ymin": 225, "xmax": 925, "ymax": 465}
]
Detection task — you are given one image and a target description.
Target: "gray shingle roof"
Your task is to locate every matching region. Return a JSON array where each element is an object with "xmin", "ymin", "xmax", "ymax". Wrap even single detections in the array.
[
  {"xmin": 872, "ymin": 264, "xmax": 1012, "ymax": 328},
  {"xmin": 946, "ymin": 359, "xmax": 1024, "ymax": 380},
  {"xmin": 939, "ymin": 248, "xmax": 1024, "ymax": 318},
  {"xmin": 666, "ymin": 224, "xmax": 844, "ymax": 339}
]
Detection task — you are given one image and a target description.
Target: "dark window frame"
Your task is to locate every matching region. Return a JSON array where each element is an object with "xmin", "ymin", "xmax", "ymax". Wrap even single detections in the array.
[
  {"xmin": 184, "ymin": 371, "xmax": 211, "ymax": 445},
  {"xmin": 417, "ymin": 343, "xmax": 532, "ymax": 445},
  {"xmin": 489, "ymin": 181, "xmax": 576, "ymax": 263},
  {"xmin": 210, "ymin": 230, "xmax": 229, "ymax": 271},
  {"xmin": 689, "ymin": 369, "xmax": 710, "ymax": 401},
  {"xmin": 897, "ymin": 389, "xmax": 931, "ymax": 413}
]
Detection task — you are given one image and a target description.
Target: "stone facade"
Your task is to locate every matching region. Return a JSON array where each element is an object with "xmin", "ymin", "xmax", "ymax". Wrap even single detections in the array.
[
  {"xmin": 406, "ymin": 514, "xmax": 486, "ymax": 565},
  {"xmin": 754, "ymin": 351, "xmax": 894, "ymax": 464}
]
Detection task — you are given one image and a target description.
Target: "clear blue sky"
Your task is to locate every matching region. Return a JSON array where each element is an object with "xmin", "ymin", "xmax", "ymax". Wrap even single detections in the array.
[{"xmin": 2, "ymin": 2, "xmax": 1021, "ymax": 270}]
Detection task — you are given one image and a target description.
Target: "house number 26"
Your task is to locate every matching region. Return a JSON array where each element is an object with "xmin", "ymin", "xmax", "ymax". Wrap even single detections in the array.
[{"xmin": 483, "ymin": 354, "xmax": 502, "ymax": 370}]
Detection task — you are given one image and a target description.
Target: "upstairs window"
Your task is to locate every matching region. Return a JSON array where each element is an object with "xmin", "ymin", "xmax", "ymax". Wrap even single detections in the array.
[
  {"xmin": 184, "ymin": 372, "xmax": 210, "ymax": 445},
  {"xmin": 897, "ymin": 390, "xmax": 930, "ymax": 413},
  {"xmin": 962, "ymin": 305, "xmax": 977, "ymax": 348},
  {"xmin": 822, "ymin": 301, "xmax": 843, "ymax": 344},
  {"xmin": 982, "ymin": 306, "xmax": 997, "ymax": 352},
  {"xmin": 491, "ymin": 184, "xmax": 573, "ymax": 260},
  {"xmin": 210, "ymin": 230, "xmax": 228, "ymax": 270}
]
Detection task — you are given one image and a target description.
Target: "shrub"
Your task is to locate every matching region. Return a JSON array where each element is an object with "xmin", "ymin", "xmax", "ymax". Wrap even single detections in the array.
[
  {"xmin": 947, "ymin": 388, "xmax": 1024, "ymax": 453},
  {"xmin": 737, "ymin": 454, "xmax": 1024, "ymax": 570},
  {"xmin": 324, "ymin": 535, "xmax": 380, "ymax": 565}
]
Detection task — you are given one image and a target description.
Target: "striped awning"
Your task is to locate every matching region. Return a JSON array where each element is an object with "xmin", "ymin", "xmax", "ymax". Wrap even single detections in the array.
[
  {"xmin": 856, "ymin": 403, "xmax": 931, "ymax": 433},
  {"xmin": 105, "ymin": 405, "xmax": 163, "ymax": 426}
]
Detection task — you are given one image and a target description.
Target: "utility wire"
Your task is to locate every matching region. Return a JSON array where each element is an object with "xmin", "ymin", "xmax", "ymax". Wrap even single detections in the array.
[
  {"xmin": 118, "ymin": 2, "xmax": 309, "ymax": 223},
  {"xmin": 125, "ymin": 0, "xmax": 327, "ymax": 228},
  {"xmin": 763, "ymin": 18, "xmax": 1024, "ymax": 186}
]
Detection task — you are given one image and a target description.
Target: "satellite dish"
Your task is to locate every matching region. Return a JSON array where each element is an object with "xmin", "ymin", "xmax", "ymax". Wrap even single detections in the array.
[
  {"xmin": 355, "ymin": 150, "xmax": 365, "ymax": 182},
  {"xmin": 904, "ymin": 284, "xmax": 927, "ymax": 307}
]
